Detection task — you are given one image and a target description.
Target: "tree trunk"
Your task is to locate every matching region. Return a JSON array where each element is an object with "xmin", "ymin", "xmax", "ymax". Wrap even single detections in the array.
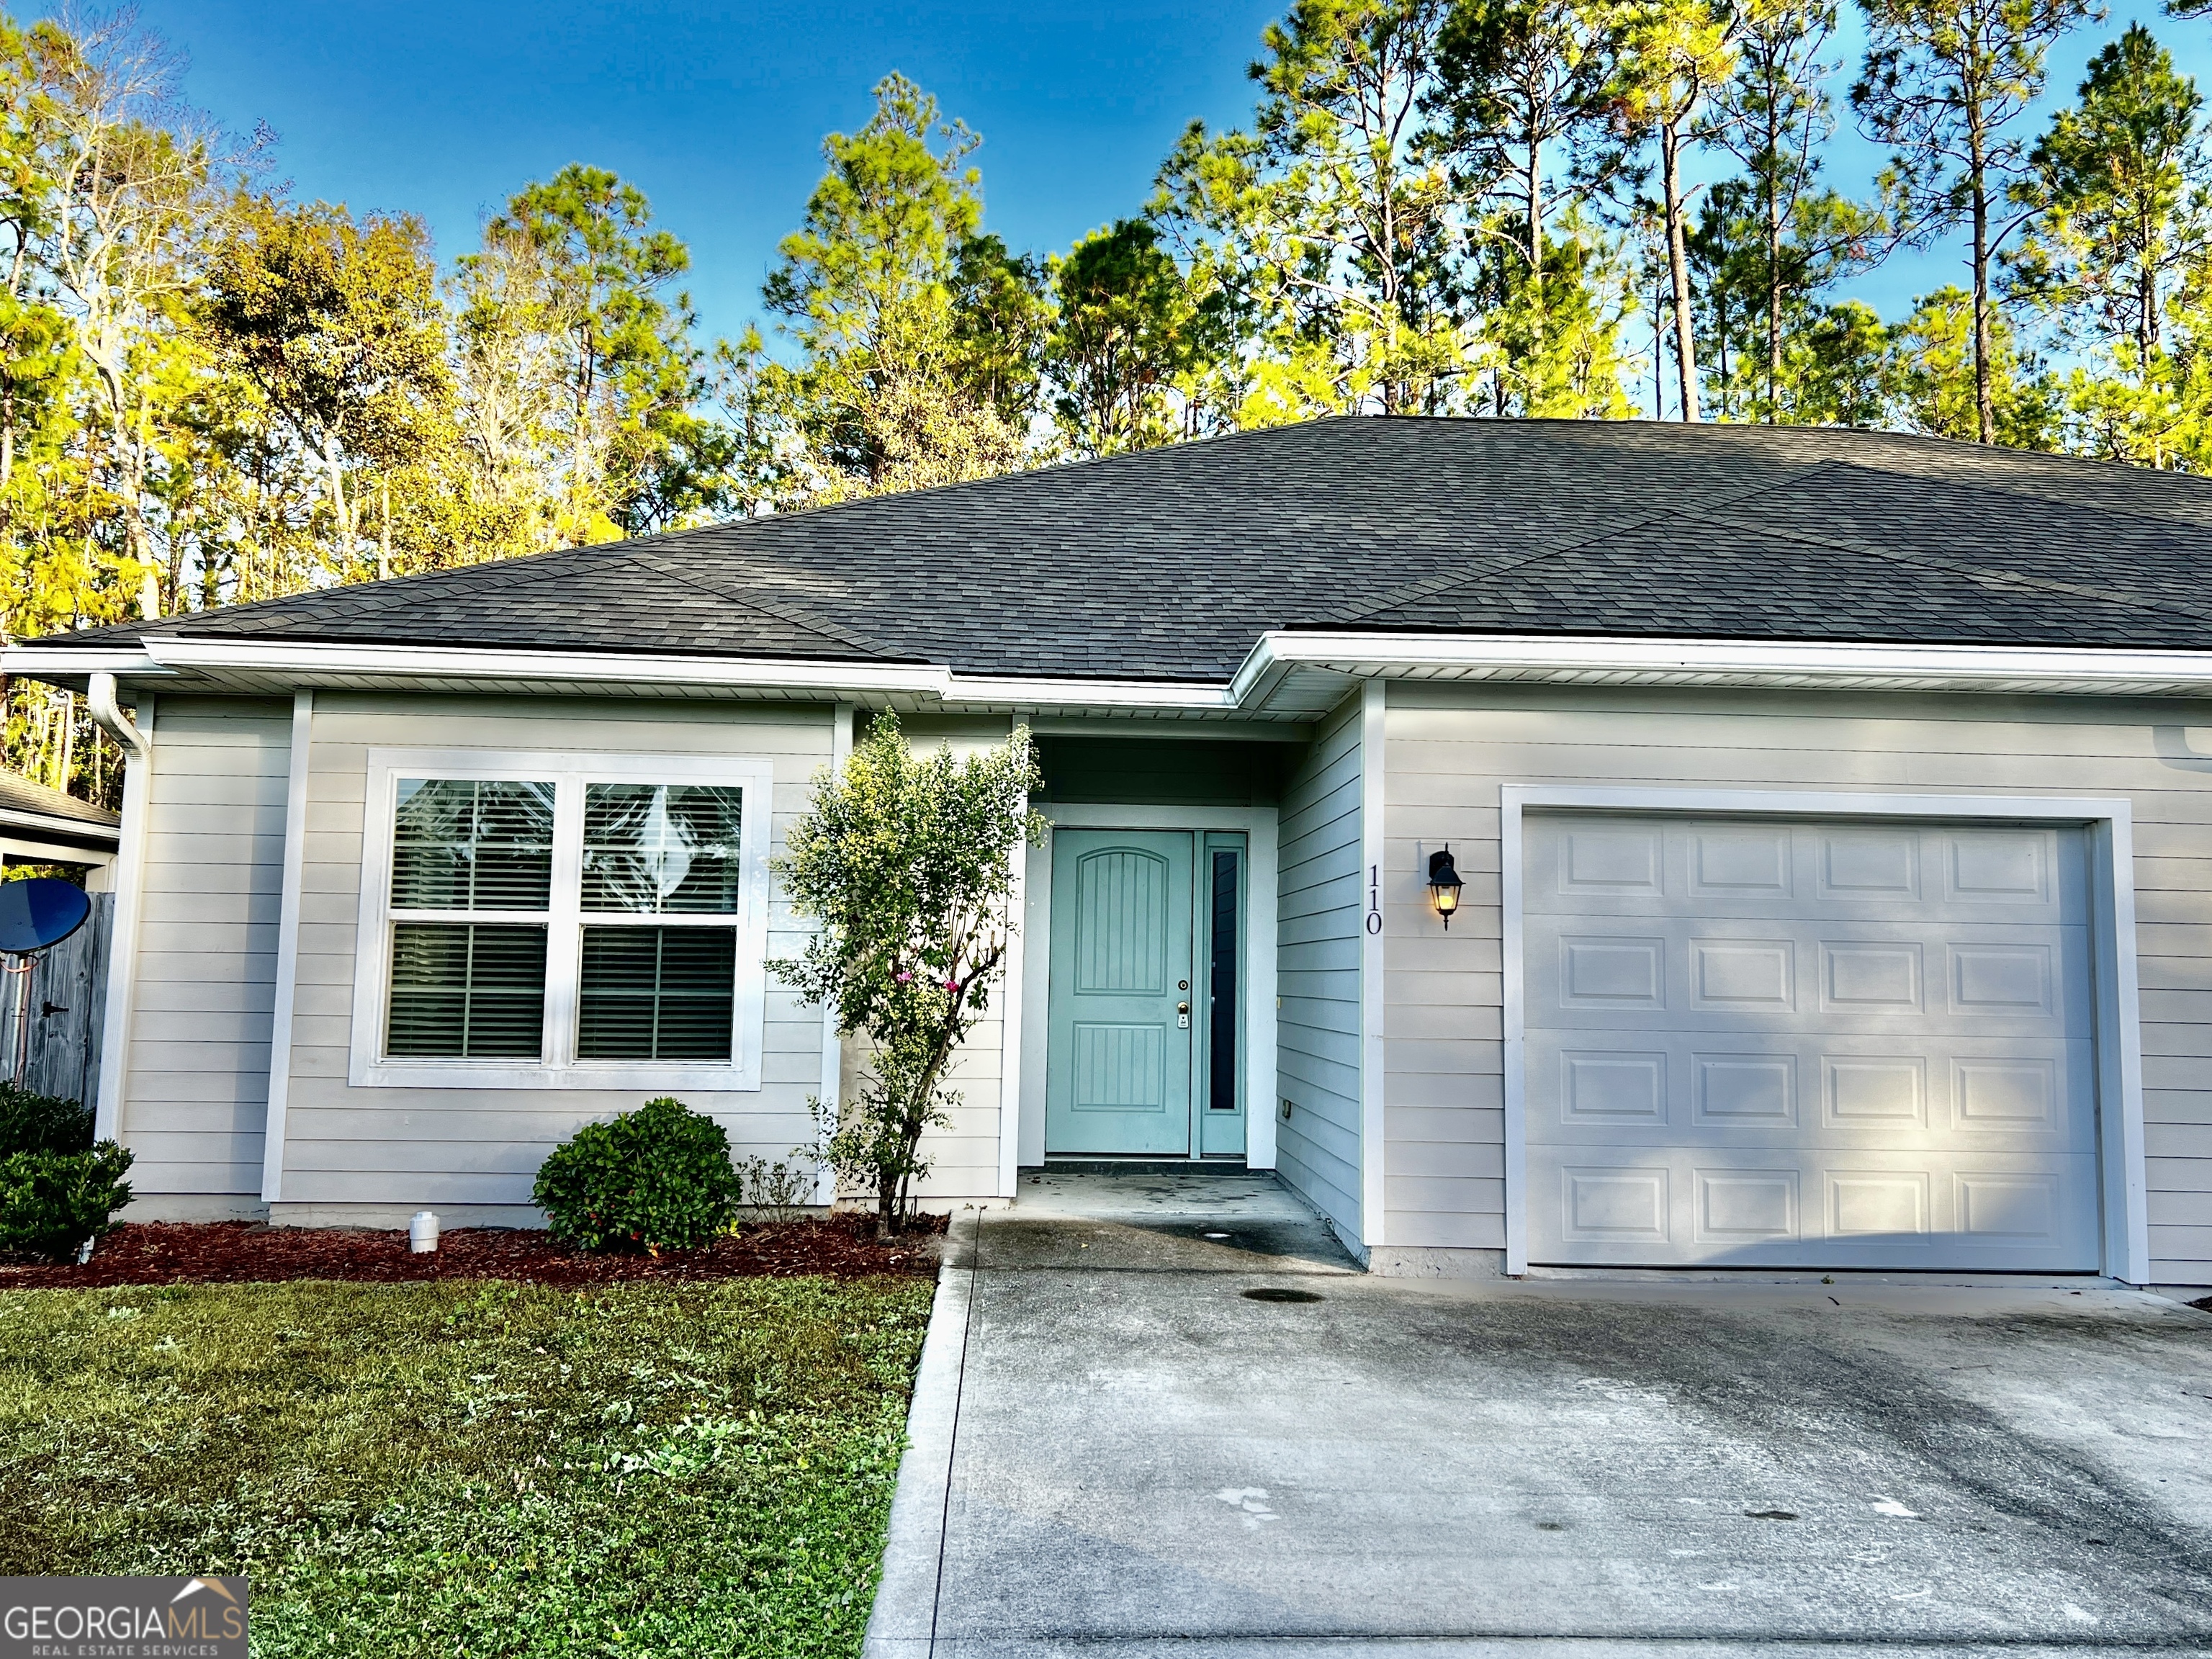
[
  {"xmin": 128, "ymin": 397, "xmax": 158, "ymax": 621},
  {"xmin": 378, "ymin": 477, "xmax": 392, "ymax": 582},
  {"xmin": 1766, "ymin": 149, "xmax": 1784, "ymax": 421},
  {"xmin": 1526, "ymin": 138, "xmax": 1545, "ymax": 368},
  {"xmin": 323, "ymin": 431, "xmax": 352, "ymax": 549},
  {"xmin": 1716, "ymin": 292, "xmax": 1730, "ymax": 418},
  {"xmin": 1664, "ymin": 123, "xmax": 1700, "ymax": 423},
  {"xmin": 2140, "ymin": 249, "xmax": 2158, "ymax": 365},
  {"xmin": 1969, "ymin": 133, "xmax": 1995, "ymax": 444}
]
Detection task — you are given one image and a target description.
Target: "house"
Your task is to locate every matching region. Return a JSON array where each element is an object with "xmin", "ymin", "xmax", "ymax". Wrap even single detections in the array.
[
  {"xmin": 0, "ymin": 770, "xmax": 120, "ymax": 887},
  {"xmin": 8, "ymin": 416, "xmax": 2211, "ymax": 1292}
]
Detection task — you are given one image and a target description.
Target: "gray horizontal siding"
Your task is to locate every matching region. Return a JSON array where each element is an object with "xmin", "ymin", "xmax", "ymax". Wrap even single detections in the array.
[
  {"xmin": 1380, "ymin": 683, "xmax": 2212, "ymax": 1280},
  {"xmin": 121, "ymin": 697, "xmax": 290, "ymax": 1201},
  {"xmin": 276, "ymin": 696, "xmax": 837, "ymax": 1213},
  {"xmin": 1275, "ymin": 693, "xmax": 1364, "ymax": 1246}
]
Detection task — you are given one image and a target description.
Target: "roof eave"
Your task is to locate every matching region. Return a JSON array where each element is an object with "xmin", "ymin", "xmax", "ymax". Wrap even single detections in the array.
[
  {"xmin": 1233, "ymin": 630, "xmax": 2212, "ymax": 703},
  {"xmin": 17, "ymin": 631, "xmax": 2212, "ymax": 726},
  {"xmin": 0, "ymin": 637, "xmax": 1252, "ymax": 719}
]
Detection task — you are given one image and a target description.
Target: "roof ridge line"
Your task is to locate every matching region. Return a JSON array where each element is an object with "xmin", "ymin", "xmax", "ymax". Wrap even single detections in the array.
[
  {"xmin": 612, "ymin": 549, "xmax": 897, "ymax": 659},
  {"xmin": 624, "ymin": 418, "xmax": 1372, "ymax": 550},
  {"xmin": 1321, "ymin": 459, "xmax": 1844, "ymax": 625},
  {"xmin": 1696, "ymin": 504, "xmax": 2212, "ymax": 625}
]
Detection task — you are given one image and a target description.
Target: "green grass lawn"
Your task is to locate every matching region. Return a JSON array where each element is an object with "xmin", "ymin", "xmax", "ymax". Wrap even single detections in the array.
[{"xmin": 0, "ymin": 1275, "xmax": 935, "ymax": 1657}]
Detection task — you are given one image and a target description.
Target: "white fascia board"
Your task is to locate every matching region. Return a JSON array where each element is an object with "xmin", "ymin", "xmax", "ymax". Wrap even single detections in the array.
[
  {"xmin": 30, "ymin": 629, "xmax": 2212, "ymax": 714},
  {"xmin": 1233, "ymin": 630, "xmax": 2212, "ymax": 701},
  {"xmin": 35, "ymin": 637, "xmax": 1242, "ymax": 714},
  {"xmin": 0, "ymin": 646, "xmax": 164, "ymax": 677},
  {"xmin": 0, "ymin": 807, "xmax": 119, "ymax": 846},
  {"xmin": 943, "ymin": 673, "xmax": 1234, "ymax": 711},
  {"xmin": 141, "ymin": 637, "xmax": 953, "ymax": 696}
]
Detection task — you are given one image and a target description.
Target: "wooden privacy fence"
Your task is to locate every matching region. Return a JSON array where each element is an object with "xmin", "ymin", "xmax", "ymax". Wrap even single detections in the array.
[{"xmin": 0, "ymin": 890, "xmax": 112, "ymax": 1106}]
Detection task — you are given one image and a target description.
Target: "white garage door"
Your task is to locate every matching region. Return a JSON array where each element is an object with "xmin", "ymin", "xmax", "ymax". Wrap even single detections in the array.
[{"xmin": 1524, "ymin": 813, "xmax": 2100, "ymax": 1271}]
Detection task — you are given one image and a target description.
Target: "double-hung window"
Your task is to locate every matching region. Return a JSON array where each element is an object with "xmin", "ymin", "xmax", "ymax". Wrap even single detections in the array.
[{"xmin": 352, "ymin": 751, "xmax": 773, "ymax": 1089}]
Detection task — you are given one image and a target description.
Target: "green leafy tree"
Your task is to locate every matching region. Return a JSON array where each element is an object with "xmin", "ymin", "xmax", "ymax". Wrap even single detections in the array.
[
  {"xmin": 1046, "ymin": 218, "xmax": 1212, "ymax": 454},
  {"xmin": 1779, "ymin": 295, "xmax": 1893, "ymax": 422},
  {"xmin": 1889, "ymin": 282, "xmax": 2058, "ymax": 441},
  {"xmin": 204, "ymin": 196, "xmax": 450, "ymax": 577},
  {"xmin": 1708, "ymin": 0, "xmax": 1881, "ymax": 416},
  {"xmin": 1435, "ymin": 0, "xmax": 1633, "ymax": 395},
  {"xmin": 764, "ymin": 73, "xmax": 1030, "ymax": 498},
  {"xmin": 483, "ymin": 165, "xmax": 724, "ymax": 542},
  {"xmin": 2008, "ymin": 24, "xmax": 2208, "ymax": 369},
  {"xmin": 32, "ymin": 10, "xmax": 241, "ymax": 618},
  {"xmin": 950, "ymin": 231, "xmax": 1053, "ymax": 434},
  {"xmin": 1155, "ymin": 0, "xmax": 1469, "ymax": 418},
  {"xmin": 769, "ymin": 714, "xmax": 1045, "ymax": 1233},
  {"xmin": 1617, "ymin": 0, "xmax": 1741, "ymax": 421},
  {"xmin": 1470, "ymin": 204, "xmax": 1640, "ymax": 413},
  {"xmin": 1686, "ymin": 178, "xmax": 1763, "ymax": 417},
  {"xmin": 1853, "ymin": 0, "xmax": 2102, "ymax": 443}
]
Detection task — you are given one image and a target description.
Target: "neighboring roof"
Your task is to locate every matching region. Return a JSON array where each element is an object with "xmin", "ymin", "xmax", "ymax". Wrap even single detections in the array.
[
  {"xmin": 27, "ymin": 417, "xmax": 2212, "ymax": 683},
  {"xmin": 0, "ymin": 770, "xmax": 120, "ymax": 851}
]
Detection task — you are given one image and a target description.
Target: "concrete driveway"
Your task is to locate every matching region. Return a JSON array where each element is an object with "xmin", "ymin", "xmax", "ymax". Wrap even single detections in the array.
[{"xmin": 866, "ymin": 1171, "xmax": 2212, "ymax": 1659}]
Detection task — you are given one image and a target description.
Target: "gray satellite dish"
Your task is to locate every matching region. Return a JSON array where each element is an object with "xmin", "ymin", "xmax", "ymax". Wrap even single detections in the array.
[{"xmin": 0, "ymin": 877, "xmax": 91, "ymax": 1086}]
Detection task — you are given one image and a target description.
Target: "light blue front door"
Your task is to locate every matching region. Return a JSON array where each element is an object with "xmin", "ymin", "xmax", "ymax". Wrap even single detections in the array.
[{"xmin": 1045, "ymin": 829, "xmax": 1194, "ymax": 1156}]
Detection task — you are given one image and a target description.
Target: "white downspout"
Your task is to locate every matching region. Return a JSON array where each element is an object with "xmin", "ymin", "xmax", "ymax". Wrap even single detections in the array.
[
  {"xmin": 87, "ymin": 672, "xmax": 148, "ymax": 761},
  {"xmin": 86, "ymin": 672, "xmax": 151, "ymax": 1144}
]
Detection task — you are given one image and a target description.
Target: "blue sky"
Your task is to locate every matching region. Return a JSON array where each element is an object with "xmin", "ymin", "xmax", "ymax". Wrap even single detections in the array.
[{"xmin": 58, "ymin": 0, "xmax": 2212, "ymax": 395}]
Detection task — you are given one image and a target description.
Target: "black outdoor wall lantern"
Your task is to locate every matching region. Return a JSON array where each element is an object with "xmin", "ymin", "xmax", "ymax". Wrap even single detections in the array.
[{"xmin": 1427, "ymin": 846, "xmax": 1464, "ymax": 930}]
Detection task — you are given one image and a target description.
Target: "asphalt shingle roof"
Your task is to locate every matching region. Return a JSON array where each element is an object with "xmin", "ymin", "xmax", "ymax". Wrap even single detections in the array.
[
  {"xmin": 41, "ymin": 418, "xmax": 2212, "ymax": 680},
  {"xmin": 0, "ymin": 771, "xmax": 119, "ymax": 830}
]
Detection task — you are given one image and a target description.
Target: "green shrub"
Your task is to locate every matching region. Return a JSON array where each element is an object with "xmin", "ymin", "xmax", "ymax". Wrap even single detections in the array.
[
  {"xmin": 0, "ymin": 1082, "xmax": 93, "ymax": 1156},
  {"xmin": 531, "ymin": 1097, "xmax": 742, "ymax": 1254},
  {"xmin": 0, "ymin": 1141, "xmax": 132, "ymax": 1260}
]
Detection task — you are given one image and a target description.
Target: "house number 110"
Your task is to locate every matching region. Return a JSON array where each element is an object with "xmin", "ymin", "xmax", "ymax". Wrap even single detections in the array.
[{"xmin": 1367, "ymin": 863, "xmax": 1382, "ymax": 935}]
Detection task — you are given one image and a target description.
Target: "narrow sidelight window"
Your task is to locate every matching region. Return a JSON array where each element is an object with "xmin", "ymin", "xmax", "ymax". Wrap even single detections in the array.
[{"xmin": 1209, "ymin": 848, "xmax": 1240, "ymax": 1111}]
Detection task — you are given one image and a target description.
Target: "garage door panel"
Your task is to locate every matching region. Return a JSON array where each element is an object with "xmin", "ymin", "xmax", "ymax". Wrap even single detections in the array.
[
  {"xmin": 1529, "ymin": 1030, "xmax": 2094, "ymax": 1150},
  {"xmin": 1524, "ymin": 812, "xmax": 2101, "ymax": 1271},
  {"xmin": 1527, "ymin": 820, "xmax": 2081, "ymax": 927},
  {"xmin": 1529, "ymin": 923, "xmax": 2093, "ymax": 1038},
  {"xmin": 1527, "ymin": 1146, "xmax": 2100, "ymax": 1269}
]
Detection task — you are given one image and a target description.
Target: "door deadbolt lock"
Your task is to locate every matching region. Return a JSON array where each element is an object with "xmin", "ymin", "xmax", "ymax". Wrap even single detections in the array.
[{"xmin": 1177, "ymin": 1001, "xmax": 1191, "ymax": 1028}]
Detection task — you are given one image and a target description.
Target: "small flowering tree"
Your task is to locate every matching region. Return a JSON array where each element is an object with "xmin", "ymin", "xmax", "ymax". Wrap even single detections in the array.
[{"xmin": 770, "ymin": 712, "xmax": 1045, "ymax": 1233}]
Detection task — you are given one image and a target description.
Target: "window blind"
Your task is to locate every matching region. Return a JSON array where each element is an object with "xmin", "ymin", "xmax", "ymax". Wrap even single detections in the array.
[
  {"xmin": 392, "ymin": 779, "xmax": 556, "ymax": 910},
  {"xmin": 581, "ymin": 784, "xmax": 742, "ymax": 914},
  {"xmin": 387, "ymin": 922, "xmax": 548, "ymax": 1058},
  {"xmin": 577, "ymin": 926, "xmax": 737, "ymax": 1061}
]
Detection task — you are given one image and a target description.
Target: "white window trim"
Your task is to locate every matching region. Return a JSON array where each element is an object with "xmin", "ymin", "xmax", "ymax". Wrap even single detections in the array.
[
  {"xmin": 1498, "ymin": 786, "xmax": 2149, "ymax": 1285},
  {"xmin": 349, "ymin": 748, "xmax": 775, "ymax": 1091}
]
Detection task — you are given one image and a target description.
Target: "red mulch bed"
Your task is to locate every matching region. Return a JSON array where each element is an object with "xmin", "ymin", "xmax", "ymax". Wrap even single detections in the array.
[{"xmin": 0, "ymin": 1215, "xmax": 945, "ymax": 1290}]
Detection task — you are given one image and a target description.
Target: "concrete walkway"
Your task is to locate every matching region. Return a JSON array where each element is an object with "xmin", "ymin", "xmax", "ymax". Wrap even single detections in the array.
[{"xmin": 866, "ymin": 1170, "xmax": 2212, "ymax": 1658}]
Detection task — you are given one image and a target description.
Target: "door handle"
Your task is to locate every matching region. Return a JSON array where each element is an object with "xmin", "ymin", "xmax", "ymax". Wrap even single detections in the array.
[{"xmin": 1177, "ymin": 1001, "xmax": 1190, "ymax": 1029}]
